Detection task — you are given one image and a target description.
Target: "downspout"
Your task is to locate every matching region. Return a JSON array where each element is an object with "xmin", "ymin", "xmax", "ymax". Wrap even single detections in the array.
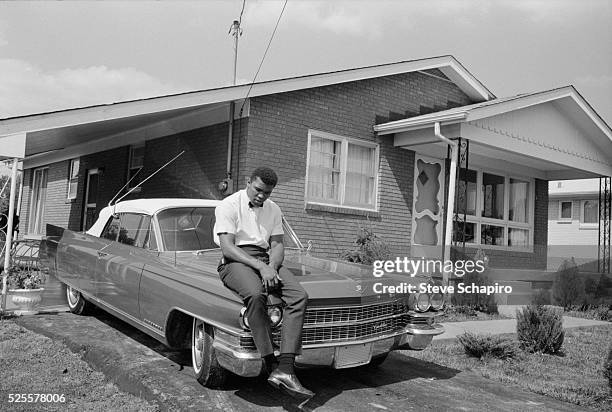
[
  {"xmin": 434, "ymin": 122, "xmax": 458, "ymax": 286},
  {"xmin": 1, "ymin": 157, "xmax": 19, "ymax": 313}
]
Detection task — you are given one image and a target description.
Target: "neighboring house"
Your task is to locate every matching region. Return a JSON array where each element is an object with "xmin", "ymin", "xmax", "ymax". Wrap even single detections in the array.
[
  {"xmin": 1, "ymin": 55, "xmax": 611, "ymax": 273},
  {"xmin": 548, "ymin": 178, "xmax": 600, "ymax": 271}
]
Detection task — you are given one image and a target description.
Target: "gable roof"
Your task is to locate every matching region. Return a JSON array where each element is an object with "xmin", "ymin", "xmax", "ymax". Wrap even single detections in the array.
[
  {"xmin": 374, "ymin": 86, "xmax": 612, "ymax": 142},
  {"xmin": 0, "ymin": 55, "xmax": 492, "ymax": 132}
]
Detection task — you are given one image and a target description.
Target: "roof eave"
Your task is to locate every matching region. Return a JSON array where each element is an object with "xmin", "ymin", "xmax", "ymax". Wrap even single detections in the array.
[{"xmin": 374, "ymin": 112, "xmax": 467, "ymax": 135}]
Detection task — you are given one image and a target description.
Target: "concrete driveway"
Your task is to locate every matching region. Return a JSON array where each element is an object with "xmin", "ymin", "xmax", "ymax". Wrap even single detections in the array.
[{"xmin": 14, "ymin": 311, "xmax": 596, "ymax": 412}]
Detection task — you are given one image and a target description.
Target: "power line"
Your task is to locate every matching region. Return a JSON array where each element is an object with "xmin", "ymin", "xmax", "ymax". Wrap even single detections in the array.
[{"xmin": 239, "ymin": 0, "xmax": 288, "ymax": 116}]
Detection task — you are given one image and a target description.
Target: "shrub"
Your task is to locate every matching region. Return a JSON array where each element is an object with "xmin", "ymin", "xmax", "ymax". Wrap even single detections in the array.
[
  {"xmin": 457, "ymin": 331, "xmax": 519, "ymax": 360},
  {"xmin": 516, "ymin": 305, "xmax": 564, "ymax": 354},
  {"xmin": 604, "ymin": 345, "xmax": 612, "ymax": 390},
  {"xmin": 341, "ymin": 226, "xmax": 391, "ymax": 265},
  {"xmin": 552, "ymin": 258, "xmax": 585, "ymax": 309}
]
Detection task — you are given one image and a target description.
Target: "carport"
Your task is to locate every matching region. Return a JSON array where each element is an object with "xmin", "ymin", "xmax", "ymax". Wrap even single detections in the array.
[{"xmin": 374, "ymin": 86, "xmax": 612, "ymax": 283}]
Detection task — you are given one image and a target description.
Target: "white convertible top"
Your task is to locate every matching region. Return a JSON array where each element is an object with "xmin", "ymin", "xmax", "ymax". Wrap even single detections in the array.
[{"xmin": 86, "ymin": 198, "xmax": 221, "ymax": 237}]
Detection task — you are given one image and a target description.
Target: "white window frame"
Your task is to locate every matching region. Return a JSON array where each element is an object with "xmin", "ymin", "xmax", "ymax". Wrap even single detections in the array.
[
  {"xmin": 579, "ymin": 199, "xmax": 598, "ymax": 229},
  {"xmin": 127, "ymin": 143, "xmax": 145, "ymax": 192},
  {"xmin": 67, "ymin": 158, "xmax": 80, "ymax": 200},
  {"xmin": 28, "ymin": 167, "xmax": 49, "ymax": 235},
  {"xmin": 558, "ymin": 200, "xmax": 573, "ymax": 220},
  {"xmin": 305, "ymin": 130, "xmax": 379, "ymax": 212},
  {"xmin": 457, "ymin": 167, "xmax": 535, "ymax": 252}
]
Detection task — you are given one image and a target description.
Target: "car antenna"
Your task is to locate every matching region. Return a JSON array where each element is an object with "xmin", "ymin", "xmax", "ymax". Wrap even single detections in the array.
[{"xmin": 108, "ymin": 150, "xmax": 186, "ymax": 213}]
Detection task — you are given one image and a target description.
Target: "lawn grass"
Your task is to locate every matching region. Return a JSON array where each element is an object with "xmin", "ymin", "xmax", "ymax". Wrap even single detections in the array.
[
  {"xmin": 407, "ymin": 325, "xmax": 612, "ymax": 409},
  {"xmin": 0, "ymin": 319, "xmax": 158, "ymax": 411}
]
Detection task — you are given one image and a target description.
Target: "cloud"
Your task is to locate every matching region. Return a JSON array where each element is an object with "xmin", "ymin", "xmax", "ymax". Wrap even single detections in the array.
[
  {"xmin": 0, "ymin": 59, "xmax": 180, "ymax": 118},
  {"xmin": 244, "ymin": 0, "xmax": 384, "ymax": 38}
]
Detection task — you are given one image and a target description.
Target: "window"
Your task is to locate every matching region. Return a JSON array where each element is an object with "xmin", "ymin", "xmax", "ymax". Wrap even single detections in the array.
[
  {"xmin": 67, "ymin": 159, "xmax": 80, "ymax": 200},
  {"xmin": 28, "ymin": 167, "xmax": 48, "ymax": 234},
  {"xmin": 120, "ymin": 214, "xmax": 150, "ymax": 247},
  {"xmin": 306, "ymin": 130, "xmax": 378, "ymax": 210},
  {"xmin": 453, "ymin": 168, "xmax": 534, "ymax": 250},
  {"xmin": 127, "ymin": 144, "xmax": 145, "ymax": 190},
  {"xmin": 559, "ymin": 201, "xmax": 573, "ymax": 219},
  {"xmin": 101, "ymin": 215, "xmax": 120, "ymax": 241},
  {"xmin": 157, "ymin": 207, "xmax": 217, "ymax": 251},
  {"xmin": 581, "ymin": 200, "xmax": 598, "ymax": 225}
]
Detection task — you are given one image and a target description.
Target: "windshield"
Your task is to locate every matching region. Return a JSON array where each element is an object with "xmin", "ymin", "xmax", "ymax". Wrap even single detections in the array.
[
  {"xmin": 157, "ymin": 207, "xmax": 217, "ymax": 251},
  {"xmin": 156, "ymin": 206, "xmax": 304, "ymax": 252}
]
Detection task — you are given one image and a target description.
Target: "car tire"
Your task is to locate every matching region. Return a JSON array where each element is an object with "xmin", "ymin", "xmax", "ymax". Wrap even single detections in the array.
[
  {"xmin": 191, "ymin": 318, "xmax": 228, "ymax": 388},
  {"xmin": 367, "ymin": 353, "xmax": 389, "ymax": 367},
  {"xmin": 66, "ymin": 285, "xmax": 93, "ymax": 315}
]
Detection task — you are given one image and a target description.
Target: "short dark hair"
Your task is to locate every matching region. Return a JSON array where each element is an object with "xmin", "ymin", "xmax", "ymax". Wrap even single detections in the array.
[{"xmin": 251, "ymin": 167, "xmax": 278, "ymax": 186}]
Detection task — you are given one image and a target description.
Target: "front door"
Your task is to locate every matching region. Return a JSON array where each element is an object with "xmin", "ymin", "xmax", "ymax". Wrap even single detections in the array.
[
  {"xmin": 82, "ymin": 169, "xmax": 99, "ymax": 231},
  {"xmin": 411, "ymin": 154, "xmax": 445, "ymax": 262}
]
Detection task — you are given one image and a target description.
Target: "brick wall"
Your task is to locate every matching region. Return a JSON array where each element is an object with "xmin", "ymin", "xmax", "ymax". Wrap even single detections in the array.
[
  {"xmin": 20, "ymin": 120, "xmax": 246, "ymax": 233},
  {"xmin": 245, "ymin": 71, "xmax": 473, "ymax": 258}
]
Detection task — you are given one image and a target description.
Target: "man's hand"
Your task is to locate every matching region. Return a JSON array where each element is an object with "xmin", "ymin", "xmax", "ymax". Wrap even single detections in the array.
[{"xmin": 259, "ymin": 263, "xmax": 281, "ymax": 293}]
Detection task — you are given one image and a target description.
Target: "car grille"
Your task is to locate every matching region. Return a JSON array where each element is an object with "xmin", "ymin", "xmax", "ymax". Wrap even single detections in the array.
[{"xmin": 239, "ymin": 300, "xmax": 429, "ymax": 349}]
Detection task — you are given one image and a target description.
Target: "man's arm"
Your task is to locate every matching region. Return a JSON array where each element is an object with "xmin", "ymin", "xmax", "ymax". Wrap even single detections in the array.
[
  {"xmin": 268, "ymin": 234, "xmax": 285, "ymax": 272},
  {"xmin": 218, "ymin": 233, "xmax": 280, "ymax": 290}
]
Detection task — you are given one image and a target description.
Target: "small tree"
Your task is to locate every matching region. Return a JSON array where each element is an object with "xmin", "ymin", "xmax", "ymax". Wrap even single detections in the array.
[{"xmin": 552, "ymin": 258, "xmax": 585, "ymax": 309}]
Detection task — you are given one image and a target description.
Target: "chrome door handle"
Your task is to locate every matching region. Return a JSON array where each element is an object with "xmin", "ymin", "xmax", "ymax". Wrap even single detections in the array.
[{"xmin": 97, "ymin": 251, "xmax": 109, "ymax": 258}]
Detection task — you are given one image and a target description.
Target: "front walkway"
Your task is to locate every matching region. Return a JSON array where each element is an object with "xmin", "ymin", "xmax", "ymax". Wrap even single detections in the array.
[{"xmin": 435, "ymin": 316, "xmax": 610, "ymax": 341}]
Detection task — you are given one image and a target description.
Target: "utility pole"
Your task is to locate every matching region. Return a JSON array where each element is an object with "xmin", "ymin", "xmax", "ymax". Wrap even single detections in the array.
[{"xmin": 221, "ymin": 19, "xmax": 242, "ymax": 196}]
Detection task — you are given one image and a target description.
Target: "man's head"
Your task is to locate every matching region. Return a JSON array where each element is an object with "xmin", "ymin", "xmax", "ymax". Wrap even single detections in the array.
[{"xmin": 246, "ymin": 167, "xmax": 278, "ymax": 207}]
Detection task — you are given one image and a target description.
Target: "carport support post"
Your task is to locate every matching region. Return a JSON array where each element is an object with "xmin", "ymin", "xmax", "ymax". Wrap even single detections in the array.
[{"xmin": 1, "ymin": 157, "xmax": 19, "ymax": 313}]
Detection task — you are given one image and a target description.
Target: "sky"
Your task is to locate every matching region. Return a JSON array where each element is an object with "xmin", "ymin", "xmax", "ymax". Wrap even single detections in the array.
[{"xmin": 0, "ymin": 0, "xmax": 611, "ymax": 127}]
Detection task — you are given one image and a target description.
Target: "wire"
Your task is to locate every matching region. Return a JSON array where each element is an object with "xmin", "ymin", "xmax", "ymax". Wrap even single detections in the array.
[
  {"xmin": 238, "ymin": 0, "xmax": 246, "ymax": 25},
  {"xmin": 239, "ymin": 0, "xmax": 288, "ymax": 116}
]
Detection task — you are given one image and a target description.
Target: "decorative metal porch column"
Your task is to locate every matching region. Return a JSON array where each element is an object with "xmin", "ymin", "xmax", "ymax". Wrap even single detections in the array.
[
  {"xmin": 444, "ymin": 137, "xmax": 470, "ymax": 261},
  {"xmin": 599, "ymin": 176, "xmax": 611, "ymax": 274}
]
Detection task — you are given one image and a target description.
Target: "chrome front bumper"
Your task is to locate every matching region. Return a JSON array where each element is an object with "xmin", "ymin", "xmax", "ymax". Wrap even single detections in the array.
[{"xmin": 212, "ymin": 323, "xmax": 444, "ymax": 377}]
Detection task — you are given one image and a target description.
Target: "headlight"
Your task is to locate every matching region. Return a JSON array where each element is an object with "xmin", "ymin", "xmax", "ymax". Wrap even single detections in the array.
[
  {"xmin": 239, "ymin": 305, "xmax": 284, "ymax": 330},
  {"xmin": 429, "ymin": 292, "xmax": 445, "ymax": 310},
  {"xmin": 407, "ymin": 293, "xmax": 431, "ymax": 312},
  {"xmin": 268, "ymin": 305, "xmax": 283, "ymax": 327},
  {"xmin": 239, "ymin": 306, "xmax": 250, "ymax": 330}
]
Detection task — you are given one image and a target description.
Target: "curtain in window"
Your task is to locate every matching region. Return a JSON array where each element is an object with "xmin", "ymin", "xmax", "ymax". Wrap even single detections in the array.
[
  {"xmin": 307, "ymin": 137, "xmax": 340, "ymax": 202},
  {"xmin": 29, "ymin": 169, "xmax": 48, "ymax": 234},
  {"xmin": 583, "ymin": 200, "xmax": 598, "ymax": 223},
  {"xmin": 345, "ymin": 144, "xmax": 374, "ymax": 206},
  {"xmin": 509, "ymin": 178, "xmax": 529, "ymax": 223},
  {"xmin": 508, "ymin": 228, "xmax": 528, "ymax": 247}
]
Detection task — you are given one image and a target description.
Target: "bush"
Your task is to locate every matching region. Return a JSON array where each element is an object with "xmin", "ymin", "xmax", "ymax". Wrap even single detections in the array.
[
  {"xmin": 451, "ymin": 249, "xmax": 497, "ymax": 314},
  {"xmin": 516, "ymin": 305, "xmax": 564, "ymax": 354},
  {"xmin": 341, "ymin": 226, "xmax": 391, "ymax": 265},
  {"xmin": 604, "ymin": 345, "xmax": 612, "ymax": 390},
  {"xmin": 457, "ymin": 331, "xmax": 519, "ymax": 360},
  {"xmin": 552, "ymin": 258, "xmax": 585, "ymax": 309}
]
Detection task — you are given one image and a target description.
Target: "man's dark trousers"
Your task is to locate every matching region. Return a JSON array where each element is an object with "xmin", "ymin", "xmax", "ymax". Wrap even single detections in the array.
[{"xmin": 218, "ymin": 247, "xmax": 308, "ymax": 357}]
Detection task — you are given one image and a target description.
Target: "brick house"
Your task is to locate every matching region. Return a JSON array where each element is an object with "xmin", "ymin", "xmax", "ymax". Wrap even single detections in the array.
[{"xmin": 1, "ymin": 55, "xmax": 611, "ymax": 272}]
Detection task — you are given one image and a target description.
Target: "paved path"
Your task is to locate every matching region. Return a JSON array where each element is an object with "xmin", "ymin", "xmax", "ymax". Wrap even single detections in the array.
[
  {"xmin": 11, "ymin": 312, "xmax": 605, "ymax": 411},
  {"xmin": 435, "ymin": 316, "xmax": 610, "ymax": 341}
]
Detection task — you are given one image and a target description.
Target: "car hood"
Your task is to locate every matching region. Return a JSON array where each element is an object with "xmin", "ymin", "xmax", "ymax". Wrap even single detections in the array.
[{"xmin": 174, "ymin": 251, "xmax": 427, "ymax": 303}]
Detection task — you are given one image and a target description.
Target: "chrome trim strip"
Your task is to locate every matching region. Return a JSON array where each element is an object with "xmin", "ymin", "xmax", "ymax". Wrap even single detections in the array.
[
  {"xmin": 404, "ymin": 324, "xmax": 445, "ymax": 335},
  {"xmin": 166, "ymin": 307, "xmax": 243, "ymax": 336}
]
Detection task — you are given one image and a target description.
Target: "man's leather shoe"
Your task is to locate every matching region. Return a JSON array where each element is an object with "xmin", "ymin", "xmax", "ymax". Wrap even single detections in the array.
[{"xmin": 267, "ymin": 369, "xmax": 314, "ymax": 399}]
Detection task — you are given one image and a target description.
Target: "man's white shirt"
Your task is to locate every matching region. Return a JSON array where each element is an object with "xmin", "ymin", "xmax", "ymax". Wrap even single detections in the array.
[{"xmin": 213, "ymin": 189, "xmax": 283, "ymax": 249}]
